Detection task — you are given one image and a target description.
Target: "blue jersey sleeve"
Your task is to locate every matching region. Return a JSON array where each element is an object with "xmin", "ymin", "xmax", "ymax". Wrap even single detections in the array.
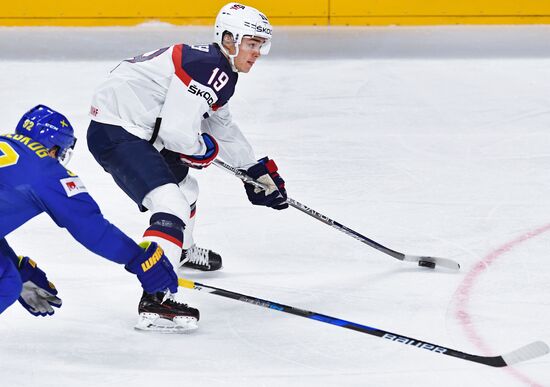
[
  {"xmin": 0, "ymin": 238, "xmax": 19, "ymax": 267},
  {"xmin": 34, "ymin": 173, "xmax": 142, "ymax": 265}
]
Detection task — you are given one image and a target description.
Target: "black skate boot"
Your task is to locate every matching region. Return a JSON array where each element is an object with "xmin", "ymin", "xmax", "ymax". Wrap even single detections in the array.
[
  {"xmin": 135, "ymin": 291, "xmax": 199, "ymax": 333},
  {"xmin": 180, "ymin": 244, "xmax": 222, "ymax": 271}
]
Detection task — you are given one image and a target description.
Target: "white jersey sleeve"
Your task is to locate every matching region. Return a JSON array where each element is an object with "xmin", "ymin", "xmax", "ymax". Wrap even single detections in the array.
[
  {"xmin": 157, "ymin": 70, "xmax": 212, "ymax": 155},
  {"xmin": 201, "ymin": 103, "xmax": 256, "ymax": 168}
]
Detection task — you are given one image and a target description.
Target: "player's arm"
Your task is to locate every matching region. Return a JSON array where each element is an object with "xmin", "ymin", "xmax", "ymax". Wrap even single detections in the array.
[
  {"xmin": 0, "ymin": 238, "xmax": 20, "ymax": 268},
  {"xmin": 40, "ymin": 179, "xmax": 142, "ymax": 264},
  {"xmin": 35, "ymin": 175, "xmax": 177, "ymax": 294},
  {"xmin": 201, "ymin": 103, "xmax": 257, "ymax": 168},
  {"xmin": 158, "ymin": 73, "xmax": 219, "ymax": 168},
  {"xmin": 202, "ymin": 104, "xmax": 289, "ymax": 210}
]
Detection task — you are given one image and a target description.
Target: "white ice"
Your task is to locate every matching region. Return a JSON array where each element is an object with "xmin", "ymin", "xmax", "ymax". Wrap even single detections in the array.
[{"xmin": 0, "ymin": 26, "xmax": 549, "ymax": 386}]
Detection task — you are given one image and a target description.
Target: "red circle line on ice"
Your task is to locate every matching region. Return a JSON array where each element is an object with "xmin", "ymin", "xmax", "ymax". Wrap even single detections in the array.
[{"xmin": 452, "ymin": 223, "xmax": 550, "ymax": 386}]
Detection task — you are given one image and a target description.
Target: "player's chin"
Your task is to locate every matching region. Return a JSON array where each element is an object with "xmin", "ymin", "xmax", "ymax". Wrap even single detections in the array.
[{"xmin": 243, "ymin": 62, "xmax": 255, "ymax": 72}]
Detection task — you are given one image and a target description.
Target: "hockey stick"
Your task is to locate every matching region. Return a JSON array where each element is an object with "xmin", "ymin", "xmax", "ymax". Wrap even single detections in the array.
[
  {"xmin": 213, "ymin": 159, "xmax": 460, "ymax": 271},
  {"xmin": 178, "ymin": 277, "xmax": 548, "ymax": 367}
]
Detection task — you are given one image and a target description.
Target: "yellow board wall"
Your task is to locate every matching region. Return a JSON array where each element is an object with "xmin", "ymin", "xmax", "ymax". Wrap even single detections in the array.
[
  {"xmin": 0, "ymin": 1, "xmax": 327, "ymax": 26},
  {"xmin": 331, "ymin": 0, "xmax": 550, "ymax": 25},
  {"xmin": 2, "ymin": 0, "xmax": 550, "ymax": 26}
]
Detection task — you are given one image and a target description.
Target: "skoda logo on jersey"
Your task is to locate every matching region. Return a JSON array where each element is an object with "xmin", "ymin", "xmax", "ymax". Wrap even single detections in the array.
[{"xmin": 188, "ymin": 84, "xmax": 216, "ymax": 107}]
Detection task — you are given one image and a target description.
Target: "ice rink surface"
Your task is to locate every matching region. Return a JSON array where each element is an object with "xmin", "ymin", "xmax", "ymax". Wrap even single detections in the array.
[{"xmin": 0, "ymin": 25, "xmax": 549, "ymax": 386}]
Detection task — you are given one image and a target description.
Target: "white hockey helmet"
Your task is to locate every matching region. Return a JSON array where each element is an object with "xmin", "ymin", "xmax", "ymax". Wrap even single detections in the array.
[{"xmin": 214, "ymin": 3, "xmax": 273, "ymax": 69}]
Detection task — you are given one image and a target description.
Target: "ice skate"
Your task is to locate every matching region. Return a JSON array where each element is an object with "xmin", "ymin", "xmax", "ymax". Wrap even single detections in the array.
[
  {"xmin": 180, "ymin": 244, "xmax": 222, "ymax": 271},
  {"xmin": 135, "ymin": 291, "xmax": 199, "ymax": 333}
]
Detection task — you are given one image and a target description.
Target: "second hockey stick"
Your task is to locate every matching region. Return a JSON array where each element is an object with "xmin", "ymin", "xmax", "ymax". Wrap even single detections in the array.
[
  {"xmin": 178, "ymin": 277, "xmax": 548, "ymax": 367},
  {"xmin": 213, "ymin": 159, "xmax": 460, "ymax": 271}
]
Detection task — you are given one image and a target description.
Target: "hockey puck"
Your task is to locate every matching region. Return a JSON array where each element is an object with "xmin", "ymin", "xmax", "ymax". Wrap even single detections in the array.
[{"xmin": 418, "ymin": 260, "xmax": 436, "ymax": 269}]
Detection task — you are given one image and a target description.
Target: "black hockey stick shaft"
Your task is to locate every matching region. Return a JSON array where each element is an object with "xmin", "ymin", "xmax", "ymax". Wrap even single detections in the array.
[
  {"xmin": 179, "ymin": 278, "xmax": 548, "ymax": 367},
  {"xmin": 213, "ymin": 160, "xmax": 400, "ymax": 254},
  {"xmin": 213, "ymin": 159, "xmax": 460, "ymax": 270}
]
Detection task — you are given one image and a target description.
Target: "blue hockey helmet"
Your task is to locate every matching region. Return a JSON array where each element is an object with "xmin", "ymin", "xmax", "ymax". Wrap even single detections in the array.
[{"xmin": 15, "ymin": 105, "xmax": 76, "ymax": 164}]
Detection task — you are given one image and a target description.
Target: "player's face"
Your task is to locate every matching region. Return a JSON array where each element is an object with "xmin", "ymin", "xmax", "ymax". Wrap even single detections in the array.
[
  {"xmin": 47, "ymin": 148, "xmax": 58, "ymax": 159},
  {"xmin": 234, "ymin": 36, "xmax": 266, "ymax": 73}
]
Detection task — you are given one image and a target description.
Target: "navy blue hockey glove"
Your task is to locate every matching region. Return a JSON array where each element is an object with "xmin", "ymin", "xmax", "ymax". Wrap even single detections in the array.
[
  {"xmin": 179, "ymin": 133, "xmax": 219, "ymax": 169},
  {"xmin": 243, "ymin": 157, "xmax": 289, "ymax": 210},
  {"xmin": 17, "ymin": 257, "xmax": 62, "ymax": 317},
  {"xmin": 125, "ymin": 242, "xmax": 178, "ymax": 294}
]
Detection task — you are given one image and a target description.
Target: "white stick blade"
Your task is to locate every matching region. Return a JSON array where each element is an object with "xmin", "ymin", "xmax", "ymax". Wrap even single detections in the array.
[
  {"xmin": 404, "ymin": 255, "xmax": 461, "ymax": 271},
  {"xmin": 502, "ymin": 341, "xmax": 550, "ymax": 366}
]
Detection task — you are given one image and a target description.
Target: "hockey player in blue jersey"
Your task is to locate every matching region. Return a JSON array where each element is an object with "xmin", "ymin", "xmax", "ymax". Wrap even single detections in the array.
[
  {"xmin": 87, "ymin": 3, "xmax": 288, "ymax": 331},
  {"xmin": 0, "ymin": 105, "xmax": 198, "ymax": 332}
]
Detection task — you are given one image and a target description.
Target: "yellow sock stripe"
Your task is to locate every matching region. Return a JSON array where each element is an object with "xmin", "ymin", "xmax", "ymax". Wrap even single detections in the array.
[{"xmin": 178, "ymin": 278, "xmax": 195, "ymax": 289}]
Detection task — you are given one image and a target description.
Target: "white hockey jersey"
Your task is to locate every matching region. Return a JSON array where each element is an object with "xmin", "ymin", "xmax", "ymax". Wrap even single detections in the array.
[{"xmin": 90, "ymin": 43, "xmax": 256, "ymax": 168}]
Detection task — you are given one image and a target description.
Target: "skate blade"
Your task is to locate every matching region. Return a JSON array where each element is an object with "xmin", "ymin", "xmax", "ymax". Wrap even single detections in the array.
[{"xmin": 135, "ymin": 313, "xmax": 198, "ymax": 334}]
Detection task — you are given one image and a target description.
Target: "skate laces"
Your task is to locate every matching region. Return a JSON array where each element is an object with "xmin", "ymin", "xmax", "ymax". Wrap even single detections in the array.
[
  {"xmin": 161, "ymin": 292, "xmax": 189, "ymax": 308},
  {"xmin": 161, "ymin": 290, "xmax": 174, "ymax": 303},
  {"xmin": 186, "ymin": 245, "xmax": 209, "ymax": 266}
]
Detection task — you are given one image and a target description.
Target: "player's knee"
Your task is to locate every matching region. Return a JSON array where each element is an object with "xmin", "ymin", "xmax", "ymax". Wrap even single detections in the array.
[
  {"xmin": 179, "ymin": 175, "xmax": 199, "ymax": 204},
  {"xmin": 143, "ymin": 183, "xmax": 191, "ymax": 220}
]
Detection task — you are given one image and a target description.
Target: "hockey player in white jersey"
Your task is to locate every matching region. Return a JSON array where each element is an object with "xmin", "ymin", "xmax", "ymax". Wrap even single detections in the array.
[{"xmin": 87, "ymin": 3, "xmax": 288, "ymax": 332}]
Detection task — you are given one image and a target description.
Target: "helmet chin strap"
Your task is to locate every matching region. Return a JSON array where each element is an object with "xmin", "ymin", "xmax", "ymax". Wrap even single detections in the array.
[{"xmin": 221, "ymin": 37, "xmax": 241, "ymax": 73}]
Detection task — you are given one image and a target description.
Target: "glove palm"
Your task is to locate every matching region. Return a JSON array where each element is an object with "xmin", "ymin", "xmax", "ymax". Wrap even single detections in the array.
[{"xmin": 17, "ymin": 257, "xmax": 62, "ymax": 317}]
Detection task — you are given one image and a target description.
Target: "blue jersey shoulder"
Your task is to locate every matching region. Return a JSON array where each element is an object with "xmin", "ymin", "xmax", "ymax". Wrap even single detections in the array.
[
  {"xmin": 0, "ymin": 134, "xmax": 84, "ymax": 201},
  {"xmin": 180, "ymin": 44, "xmax": 238, "ymax": 107},
  {"xmin": 0, "ymin": 134, "xmax": 87, "ymax": 237},
  {"xmin": 0, "ymin": 134, "xmax": 67, "ymax": 180}
]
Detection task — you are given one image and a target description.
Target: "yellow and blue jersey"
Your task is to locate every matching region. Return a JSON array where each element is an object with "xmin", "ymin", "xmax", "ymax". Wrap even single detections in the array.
[{"xmin": 0, "ymin": 133, "xmax": 141, "ymax": 264}]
